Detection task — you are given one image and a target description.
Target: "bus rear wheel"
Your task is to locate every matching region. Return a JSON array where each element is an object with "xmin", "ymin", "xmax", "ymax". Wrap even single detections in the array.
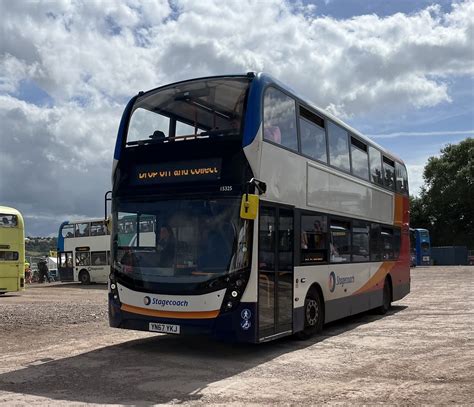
[
  {"xmin": 377, "ymin": 277, "xmax": 392, "ymax": 315},
  {"xmin": 296, "ymin": 289, "xmax": 323, "ymax": 340},
  {"xmin": 79, "ymin": 270, "xmax": 91, "ymax": 285}
]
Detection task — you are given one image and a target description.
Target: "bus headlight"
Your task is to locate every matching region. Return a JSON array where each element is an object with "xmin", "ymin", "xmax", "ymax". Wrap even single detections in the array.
[{"xmin": 220, "ymin": 270, "xmax": 250, "ymax": 314}]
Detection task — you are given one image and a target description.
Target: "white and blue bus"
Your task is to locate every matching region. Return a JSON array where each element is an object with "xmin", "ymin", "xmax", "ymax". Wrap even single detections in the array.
[
  {"xmin": 57, "ymin": 219, "xmax": 111, "ymax": 284},
  {"xmin": 109, "ymin": 73, "xmax": 410, "ymax": 343}
]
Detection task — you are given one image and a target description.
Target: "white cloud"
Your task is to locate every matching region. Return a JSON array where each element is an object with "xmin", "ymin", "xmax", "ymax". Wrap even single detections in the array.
[
  {"xmin": 0, "ymin": 0, "xmax": 473, "ymax": 234},
  {"xmin": 406, "ymin": 163, "xmax": 426, "ymax": 196}
]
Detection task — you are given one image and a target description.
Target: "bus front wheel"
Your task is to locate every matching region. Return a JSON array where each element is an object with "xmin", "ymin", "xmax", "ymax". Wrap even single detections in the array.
[
  {"xmin": 296, "ymin": 289, "xmax": 324, "ymax": 340},
  {"xmin": 79, "ymin": 270, "xmax": 91, "ymax": 285}
]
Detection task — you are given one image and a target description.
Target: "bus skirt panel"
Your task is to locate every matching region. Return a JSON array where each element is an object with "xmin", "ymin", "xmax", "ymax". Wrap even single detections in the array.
[{"xmin": 109, "ymin": 294, "xmax": 258, "ymax": 343}]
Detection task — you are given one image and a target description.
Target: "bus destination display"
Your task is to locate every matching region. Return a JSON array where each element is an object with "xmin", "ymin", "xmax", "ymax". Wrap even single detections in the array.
[{"xmin": 132, "ymin": 159, "xmax": 222, "ymax": 185}]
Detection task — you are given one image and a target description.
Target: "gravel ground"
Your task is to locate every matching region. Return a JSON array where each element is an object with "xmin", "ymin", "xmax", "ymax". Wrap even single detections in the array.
[{"xmin": 0, "ymin": 266, "xmax": 472, "ymax": 405}]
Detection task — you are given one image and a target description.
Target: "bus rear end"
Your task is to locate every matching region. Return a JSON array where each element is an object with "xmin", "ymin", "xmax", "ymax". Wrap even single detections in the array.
[{"xmin": 0, "ymin": 207, "xmax": 25, "ymax": 294}]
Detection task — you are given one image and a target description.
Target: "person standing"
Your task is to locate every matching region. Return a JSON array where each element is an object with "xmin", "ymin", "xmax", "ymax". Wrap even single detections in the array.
[
  {"xmin": 157, "ymin": 225, "xmax": 175, "ymax": 267},
  {"xmin": 37, "ymin": 258, "xmax": 51, "ymax": 283}
]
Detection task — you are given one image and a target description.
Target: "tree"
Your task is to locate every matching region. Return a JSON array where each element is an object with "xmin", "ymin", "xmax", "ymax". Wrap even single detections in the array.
[{"xmin": 412, "ymin": 138, "xmax": 473, "ymax": 248}]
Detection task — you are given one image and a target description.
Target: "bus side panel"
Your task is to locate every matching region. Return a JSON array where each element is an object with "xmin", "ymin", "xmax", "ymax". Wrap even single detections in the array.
[
  {"xmin": 0, "ymin": 224, "xmax": 25, "ymax": 293},
  {"xmin": 294, "ymin": 263, "xmax": 375, "ymax": 326},
  {"xmin": 109, "ymin": 293, "xmax": 259, "ymax": 343}
]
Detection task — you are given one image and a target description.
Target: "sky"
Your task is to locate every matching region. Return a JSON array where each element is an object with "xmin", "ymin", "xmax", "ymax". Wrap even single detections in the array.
[{"xmin": 0, "ymin": 0, "xmax": 473, "ymax": 236}]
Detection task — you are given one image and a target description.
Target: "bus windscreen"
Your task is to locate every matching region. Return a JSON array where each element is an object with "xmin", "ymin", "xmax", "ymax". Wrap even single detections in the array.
[{"xmin": 126, "ymin": 78, "xmax": 250, "ymax": 145}]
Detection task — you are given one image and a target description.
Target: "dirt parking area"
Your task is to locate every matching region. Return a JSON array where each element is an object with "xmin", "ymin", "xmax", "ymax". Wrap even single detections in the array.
[{"xmin": 0, "ymin": 266, "xmax": 472, "ymax": 405}]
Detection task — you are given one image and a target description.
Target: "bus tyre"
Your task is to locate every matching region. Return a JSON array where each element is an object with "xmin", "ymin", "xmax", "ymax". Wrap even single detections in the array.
[
  {"xmin": 296, "ymin": 290, "xmax": 323, "ymax": 340},
  {"xmin": 377, "ymin": 277, "xmax": 392, "ymax": 315},
  {"xmin": 79, "ymin": 270, "xmax": 91, "ymax": 285}
]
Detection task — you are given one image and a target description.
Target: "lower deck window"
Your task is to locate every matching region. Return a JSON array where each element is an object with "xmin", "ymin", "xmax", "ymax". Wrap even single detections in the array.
[
  {"xmin": 0, "ymin": 251, "xmax": 19, "ymax": 261},
  {"xmin": 91, "ymin": 251, "xmax": 107, "ymax": 266},
  {"xmin": 330, "ymin": 220, "xmax": 351, "ymax": 262},
  {"xmin": 76, "ymin": 251, "xmax": 91, "ymax": 266},
  {"xmin": 301, "ymin": 215, "xmax": 327, "ymax": 263}
]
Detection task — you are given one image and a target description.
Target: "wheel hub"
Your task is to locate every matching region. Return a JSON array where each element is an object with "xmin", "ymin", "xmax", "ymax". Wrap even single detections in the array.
[{"xmin": 306, "ymin": 299, "xmax": 319, "ymax": 326}]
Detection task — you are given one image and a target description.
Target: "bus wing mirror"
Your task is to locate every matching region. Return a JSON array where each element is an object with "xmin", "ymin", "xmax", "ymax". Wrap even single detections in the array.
[{"xmin": 240, "ymin": 194, "xmax": 259, "ymax": 220}]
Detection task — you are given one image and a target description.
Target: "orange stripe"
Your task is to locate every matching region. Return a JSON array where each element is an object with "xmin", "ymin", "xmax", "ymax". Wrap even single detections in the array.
[
  {"xmin": 121, "ymin": 303, "xmax": 220, "ymax": 319},
  {"xmin": 394, "ymin": 194, "xmax": 404, "ymax": 226},
  {"xmin": 354, "ymin": 261, "xmax": 396, "ymax": 295}
]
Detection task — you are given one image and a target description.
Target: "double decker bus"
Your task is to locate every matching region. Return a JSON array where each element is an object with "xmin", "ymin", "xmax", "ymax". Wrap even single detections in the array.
[
  {"xmin": 0, "ymin": 206, "xmax": 25, "ymax": 294},
  {"xmin": 57, "ymin": 219, "xmax": 110, "ymax": 284},
  {"xmin": 109, "ymin": 73, "xmax": 410, "ymax": 343},
  {"xmin": 410, "ymin": 228, "xmax": 431, "ymax": 266}
]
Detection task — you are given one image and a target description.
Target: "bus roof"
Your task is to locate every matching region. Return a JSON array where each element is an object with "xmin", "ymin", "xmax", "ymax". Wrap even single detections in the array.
[
  {"xmin": 63, "ymin": 218, "xmax": 106, "ymax": 225},
  {"xmin": 127, "ymin": 72, "xmax": 405, "ymax": 166},
  {"xmin": 0, "ymin": 206, "xmax": 23, "ymax": 217}
]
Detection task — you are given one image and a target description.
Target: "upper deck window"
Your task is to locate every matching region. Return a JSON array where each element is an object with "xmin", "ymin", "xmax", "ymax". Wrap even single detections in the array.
[
  {"xmin": 327, "ymin": 122, "xmax": 350, "ymax": 172},
  {"xmin": 61, "ymin": 224, "xmax": 74, "ymax": 238},
  {"xmin": 369, "ymin": 146, "xmax": 383, "ymax": 186},
  {"xmin": 299, "ymin": 106, "xmax": 327, "ymax": 162},
  {"xmin": 127, "ymin": 78, "xmax": 249, "ymax": 145},
  {"xmin": 0, "ymin": 214, "xmax": 18, "ymax": 228},
  {"xmin": 395, "ymin": 162, "xmax": 409, "ymax": 194},
  {"xmin": 350, "ymin": 137, "xmax": 369, "ymax": 180},
  {"xmin": 75, "ymin": 223, "xmax": 90, "ymax": 238},
  {"xmin": 263, "ymin": 87, "xmax": 298, "ymax": 151},
  {"xmin": 383, "ymin": 156, "xmax": 396, "ymax": 190}
]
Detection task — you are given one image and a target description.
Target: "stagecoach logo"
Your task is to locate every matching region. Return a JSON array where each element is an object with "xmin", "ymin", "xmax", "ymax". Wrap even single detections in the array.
[
  {"xmin": 142, "ymin": 296, "xmax": 190, "ymax": 307},
  {"xmin": 329, "ymin": 272, "xmax": 355, "ymax": 293},
  {"xmin": 329, "ymin": 272, "xmax": 336, "ymax": 293}
]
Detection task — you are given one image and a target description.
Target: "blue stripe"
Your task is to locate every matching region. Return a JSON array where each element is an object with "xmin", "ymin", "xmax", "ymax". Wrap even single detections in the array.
[
  {"xmin": 57, "ymin": 221, "xmax": 69, "ymax": 251},
  {"xmin": 113, "ymin": 95, "xmax": 139, "ymax": 160},
  {"xmin": 242, "ymin": 73, "xmax": 288, "ymax": 147}
]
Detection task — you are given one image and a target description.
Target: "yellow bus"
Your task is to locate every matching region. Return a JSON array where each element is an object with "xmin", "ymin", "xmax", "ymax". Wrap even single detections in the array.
[{"xmin": 0, "ymin": 206, "xmax": 25, "ymax": 294}]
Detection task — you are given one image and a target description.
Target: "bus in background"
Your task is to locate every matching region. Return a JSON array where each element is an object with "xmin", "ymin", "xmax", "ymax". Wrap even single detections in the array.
[
  {"xmin": 108, "ymin": 72, "xmax": 410, "ymax": 343},
  {"xmin": 57, "ymin": 219, "xmax": 110, "ymax": 284},
  {"xmin": 0, "ymin": 206, "xmax": 25, "ymax": 294},
  {"xmin": 411, "ymin": 228, "xmax": 431, "ymax": 266},
  {"xmin": 409, "ymin": 228, "xmax": 416, "ymax": 267}
]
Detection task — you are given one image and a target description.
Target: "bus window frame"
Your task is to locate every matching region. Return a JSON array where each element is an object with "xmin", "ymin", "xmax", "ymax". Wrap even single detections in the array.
[
  {"xmin": 297, "ymin": 106, "xmax": 328, "ymax": 165},
  {"xmin": 262, "ymin": 84, "xmax": 301, "ymax": 155},
  {"xmin": 91, "ymin": 251, "xmax": 108, "ymax": 266},
  {"xmin": 75, "ymin": 222, "xmax": 91, "ymax": 238},
  {"xmin": 299, "ymin": 210, "xmax": 329, "ymax": 265},
  {"xmin": 61, "ymin": 224, "xmax": 75, "ymax": 238},
  {"xmin": 328, "ymin": 215, "xmax": 352, "ymax": 263},
  {"xmin": 326, "ymin": 120, "xmax": 351, "ymax": 175}
]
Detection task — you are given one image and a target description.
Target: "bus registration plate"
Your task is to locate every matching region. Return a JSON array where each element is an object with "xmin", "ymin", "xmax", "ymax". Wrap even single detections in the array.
[{"xmin": 149, "ymin": 322, "xmax": 180, "ymax": 334}]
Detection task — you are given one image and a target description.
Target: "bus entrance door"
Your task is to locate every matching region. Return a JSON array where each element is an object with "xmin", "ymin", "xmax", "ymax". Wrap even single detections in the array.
[
  {"xmin": 58, "ymin": 251, "xmax": 74, "ymax": 282},
  {"xmin": 258, "ymin": 205, "xmax": 293, "ymax": 341}
]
